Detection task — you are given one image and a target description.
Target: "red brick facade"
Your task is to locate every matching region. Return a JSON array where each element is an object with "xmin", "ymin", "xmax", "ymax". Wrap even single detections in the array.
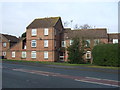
[{"xmin": 1, "ymin": 17, "xmax": 119, "ymax": 62}]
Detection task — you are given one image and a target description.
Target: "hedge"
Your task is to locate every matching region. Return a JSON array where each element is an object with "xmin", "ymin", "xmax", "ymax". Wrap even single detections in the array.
[{"xmin": 92, "ymin": 44, "xmax": 120, "ymax": 67}]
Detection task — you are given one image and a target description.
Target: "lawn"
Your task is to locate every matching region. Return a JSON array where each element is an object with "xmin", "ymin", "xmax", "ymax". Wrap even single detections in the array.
[{"xmin": 2, "ymin": 59, "xmax": 120, "ymax": 70}]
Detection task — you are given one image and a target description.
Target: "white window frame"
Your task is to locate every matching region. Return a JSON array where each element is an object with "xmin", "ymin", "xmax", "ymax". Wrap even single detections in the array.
[
  {"xmin": 113, "ymin": 39, "xmax": 118, "ymax": 44},
  {"xmin": 44, "ymin": 28, "xmax": 49, "ymax": 36},
  {"xmin": 31, "ymin": 51, "xmax": 36, "ymax": 58},
  {"xmin": 12, "ymin": 51, "xmax": 15, "ymax": 58},
  {"xmin": 86, "ymin": 51, "xmax": 91, "ymax": 59},
  {"xmin": 86, "ymin": 39, "xmax": 90, "ymax": 47},
  {"xmin": 31, "ymin": 29, "xmax": 37, "ymax": 36},
  {"xmin": 94, "ymin": 39, "xmax": 99, "ymax": 46},
  {"xmin": 3, "ymin": 42, "xmax": 6, "ymax": 47},
  {"xmin": 31, "ymin": 40, "xmax": 37, "ymax": 47},
  {"xmin": 22, "ymin": 51, "xmax": 26, "ymax": 58},
  {"xmin": 44, "ymin": 51, "xmax": 48, "ymax": 59},
  {"xmin": 3, "ymin": 52, "xmax": 6, "ymax": 56},
  {"xmin": 62, "ymin": 41, "xmax": 66, "ymax": 47},
  {"xmin": 44, "ymin": 40, "xmax": 48, "ymax": 47},
  {"xmin": 70, "ymin": 40, "xmax": 73, "ymax": 45}
]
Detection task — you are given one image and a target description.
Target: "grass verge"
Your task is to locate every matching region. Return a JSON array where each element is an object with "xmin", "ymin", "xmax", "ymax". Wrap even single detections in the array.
[{"xmin": 2, "ymin": 59, "xmax": 120, "ymax": 70}]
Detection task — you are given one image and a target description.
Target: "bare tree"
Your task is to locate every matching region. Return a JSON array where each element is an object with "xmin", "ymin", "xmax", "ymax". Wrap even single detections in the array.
[
  {"xmin": 63, "ymin": 21, "xmax": 69, "ymax": 27},
  {"xmin": 80, "ymin": 24, "xmax": 91, "ymax": 29},
  {"xmin": 74, "ymin": 24, "xmax": 79, "ymax": 29}
]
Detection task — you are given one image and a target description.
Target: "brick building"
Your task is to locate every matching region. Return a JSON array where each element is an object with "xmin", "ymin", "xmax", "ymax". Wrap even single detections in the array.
[
  {"xmin": 1, "ymin": 17, "xmax": 119, "ymax": 62},
  {"xmin": 7, "ymin": 17, "xmax": 64, "ymax": 62},
  {"xmin": 60, "ymin": 28, "xmax": 108, "ymax": 63},
  {"xmin": 0, "ymin": 34, "xmax": 19, "ymax": 59}
]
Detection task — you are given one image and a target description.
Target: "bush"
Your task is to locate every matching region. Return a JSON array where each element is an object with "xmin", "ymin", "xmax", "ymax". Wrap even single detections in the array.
[{"xmin": 92, "ymin": 44, "xmax": 120, "ymax": 67}]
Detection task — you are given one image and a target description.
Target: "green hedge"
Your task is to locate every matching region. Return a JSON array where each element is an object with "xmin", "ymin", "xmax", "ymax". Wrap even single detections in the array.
[{"xmin": 92, "ymin": 44, "xmax": 120, "ymax": 67}]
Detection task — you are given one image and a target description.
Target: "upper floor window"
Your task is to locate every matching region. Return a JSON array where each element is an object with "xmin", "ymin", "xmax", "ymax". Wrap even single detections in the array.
[
  {"xmin": 31, "ymin": 29, "xmax": 37, "ymax": 36},
  {"xmin": 70, "ymin": 40, "xmax": 73, "ymax": 45},
  {"xmin": 113, "ymin": 39, "xmax": 118, "ymax": 44},
  {"xmin": 44, "ymin": 40, "xmax": 48, "ymax": 47},
  {"xmin": 3, "ymin": 42, "xmax": 6, "ymax": 47},
  {"xmin": 94, "ymin": 39, "xmax": 99, "ymax": 46},
  {"xmin": 22, "ymin": 51, "xmax": 26, "ymax": 58},
  {"xmin": 12, "ymin": 51, "xmax": 15, "ymax": 58},
  {"xmin": 44, "ymin": 28, "xmax": 48, "ymax": 36},
  {"xmin": 31, "ymin": 51, "xmax": 36, "ymax": 58},
  {"xmin": 62, "ymin": 41, "xmax": 66, "ymax": 47},
  {"xmin": 85, "ymin": 40, "xmax": 90, "ymax": 47},
  {"xmin": 31, "ymin": 40, "xmax": 37, "ymax": 47},
  {"xmin": 44, "ymin": 51, "xmax": 48, "ymax": 59}
]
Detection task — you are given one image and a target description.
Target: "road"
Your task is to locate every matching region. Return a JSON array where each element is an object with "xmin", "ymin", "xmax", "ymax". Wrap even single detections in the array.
[{"xmin": 1, "ymin": 62, "xmax": 120, "ymax": 88}]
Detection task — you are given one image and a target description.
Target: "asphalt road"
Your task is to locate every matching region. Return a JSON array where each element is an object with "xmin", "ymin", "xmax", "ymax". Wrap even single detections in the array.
[{"xmin": 1, "ymin": 62, "xmax": 120, "ymax": 88}]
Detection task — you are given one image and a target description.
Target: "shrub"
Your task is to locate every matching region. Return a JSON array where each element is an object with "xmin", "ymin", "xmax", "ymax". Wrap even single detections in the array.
[{"xmin": 92, "ymin": 44, "xmax": 120, "ymax": 67}]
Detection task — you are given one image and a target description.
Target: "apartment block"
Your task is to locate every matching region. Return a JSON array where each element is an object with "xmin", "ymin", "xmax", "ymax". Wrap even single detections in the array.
[{"xmin": 1, "ymin": 16, "xmax": 119, "ymax": 63}]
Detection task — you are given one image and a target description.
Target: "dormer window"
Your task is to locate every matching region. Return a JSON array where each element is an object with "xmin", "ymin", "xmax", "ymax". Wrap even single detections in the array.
[
  {"xmin": 31, "ymin": 29, "xmax": 37, "ymax": 36},
  {"xmin": 44, "ymin": 28, "xmax": 48, "ymax": 36}
]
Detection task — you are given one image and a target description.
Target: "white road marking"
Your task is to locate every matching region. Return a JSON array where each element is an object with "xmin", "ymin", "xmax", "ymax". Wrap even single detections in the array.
[
  {"xmin": 75, "ymin": 79, "xmax": 120, "ymax": 87},
  {"xmin": 86, "ymin": 77, "xmax": 120, "ymax": 82}
]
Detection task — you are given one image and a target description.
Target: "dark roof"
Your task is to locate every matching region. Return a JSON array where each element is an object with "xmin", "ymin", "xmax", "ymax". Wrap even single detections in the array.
[
  {"xmin": 2, "ymin": 34, "xmax": 19, "ymax": 42},
  {"xmin": 27, "ymin": 17, "xmax": 60, "ymax": 29},
  {"xmin": 108, "ymin": 33, "xmax": 120, "ymax": 39},
  {"xmin": 63, "ymin": 28, "xmax": 108, "ymax": 39}
]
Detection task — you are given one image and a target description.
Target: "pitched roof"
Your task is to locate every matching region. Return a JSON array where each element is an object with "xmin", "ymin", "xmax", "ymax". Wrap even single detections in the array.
[
  {"xmin": 63, "ymin": 28, "xmax": 108, "ymax": 39},
  {"xmin": 2, "ymin": 34, "xmax": 19, "ymax": 42},
  {"xmin": 108, "ymin": 33, "xmax": 120, "ymax": 39},
  {"xmin": 27, "ymin": 17, "xmax": 60, "ymax": 29}
]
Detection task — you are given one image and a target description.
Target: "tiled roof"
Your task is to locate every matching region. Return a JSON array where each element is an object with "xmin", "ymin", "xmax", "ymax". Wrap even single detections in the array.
[
  {"xmin": 108, "ymin": 33, "xmax": 120, "ymax": 39},
  {"xmin": 26, "ymin": 17, "xmax": 60, "ymax": 29},
  {"xmin": 63, "ymin": 28, "xmax": 108, "ymax": 39},
  {"xmin": 2, "ymin": 34, "xmax": 19, "ymax": 42}
]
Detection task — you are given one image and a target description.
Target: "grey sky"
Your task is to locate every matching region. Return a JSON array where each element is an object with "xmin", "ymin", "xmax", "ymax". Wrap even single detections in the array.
[{"xmin": 1, "ymin": 1, "xmax": 118, "ymax": 37}]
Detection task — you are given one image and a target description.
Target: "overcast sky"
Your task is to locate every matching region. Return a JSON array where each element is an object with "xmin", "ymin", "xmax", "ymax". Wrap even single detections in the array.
[{"xmin": 0, "ymin": 0, "xmax": 119, "ymax": 37}]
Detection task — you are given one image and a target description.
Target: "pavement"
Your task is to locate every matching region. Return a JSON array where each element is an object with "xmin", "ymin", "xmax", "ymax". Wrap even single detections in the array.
[{"xmin": 1, "ymin": 61, "xmax": 120, "ymax": 88}]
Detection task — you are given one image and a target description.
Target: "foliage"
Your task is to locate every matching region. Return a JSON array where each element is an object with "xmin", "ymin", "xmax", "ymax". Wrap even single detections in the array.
[
  {"xmin": 67, "ymin": 37, "xmax": 84, "ymax": 64},
  {"xmin": 21, "ymin": 32, "xmax": 26, "ymax": 38},
  {"xmin": 92, "ymin": 44, "xmax": 120, "ymax": 67}
]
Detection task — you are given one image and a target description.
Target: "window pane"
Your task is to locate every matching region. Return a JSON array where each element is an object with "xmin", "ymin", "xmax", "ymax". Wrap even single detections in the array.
[
  {"xmin": 31, "ymin": 40, "xmax": 36, "ymax": 47},
  {"xmin": 44, "ymin": 40, "xmax": 48, "ymax": 47},
  {"xmin": 44, "ymin": 28, "xmax": 48, "ymax": 35},
  {"xmin": 86, "ymin": 40, "xmax": 90, "ymax": 47},
  {"xmin": 113, "ymin": 39, "xmax": 118, "ymax": 44},
  {"xmin": 12, "ymin": 52, "xmax": 15, "ymax": 57},
  {"xmin": 44, "ymin": 51, "xmax": 48, "ymax": 59},
  {"xmin": 22, "ymin": 52, "xmax": 26, "ymax": 58},
  {"xmin": 31, "ymin": 51, "xmax": 36, "ymax": 58},
  {"xmin": 70, "ymin": 40, "xmax": 73, "ymax": 45},
  {"xmin": 62, "ymin": 41, "xmax": 66, "ymax": 47},
  {"xmin": 32, "ymin": 29, "xmax": 37, "ymax": 36},
  {"xmin": 3, "ymin": 52, "xmax": 6, "ymax": 56},
  {"xmin": 3, "ymin": 43, "xmax": 6, "ymax": 47}
]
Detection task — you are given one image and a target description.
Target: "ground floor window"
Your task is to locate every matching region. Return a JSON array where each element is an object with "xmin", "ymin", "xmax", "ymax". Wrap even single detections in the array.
[
  {"xmin": 3, "ymin": 52, "xmax": 6, "ymax": 56},
  {"xmin": 44, "ymin": 51, "xmax": 48, "ymax": 59},
  {"xmin": 31, "ymin": 51, "xmax": 36, "ymax": 58},
  {"xmin": 22, "ymin": 51, "xmax": 26, "ymax": 58},
  {"xmin": 12, "ymin": 51, "xmax": 15, "ymax": 58},
  {"xmin": 86, "ymin": 51, "xmax": 91, "ymax": 59},
  {"xmin": 113, "ymin": 39, "xmax": 118, "ymax": 44}
]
